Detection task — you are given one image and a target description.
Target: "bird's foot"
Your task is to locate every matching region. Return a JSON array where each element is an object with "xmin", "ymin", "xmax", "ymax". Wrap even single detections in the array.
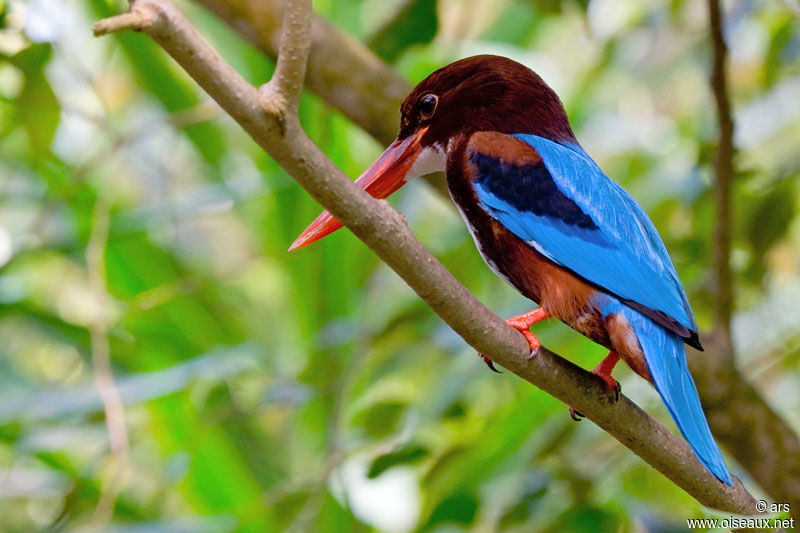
[
  {"xmin": 569, "ymin": 351, "xmax": 622, "ymax": 421},
  {"xmin": 505, "ymin": 308, "xmax": 549, "ymax": 358},
  {"xmin": 478, "ymin": 308, "xmax": 550, "ymax": 371},
  {"xmin": 592, "ymin": 351, "xmax": 622, "ymax": 399}
]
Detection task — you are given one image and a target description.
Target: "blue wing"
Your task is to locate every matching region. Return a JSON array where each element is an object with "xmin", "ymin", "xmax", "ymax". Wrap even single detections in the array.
[{"xmin": 468, "ymin": 133, "xmax": 698, "ymax": 340}]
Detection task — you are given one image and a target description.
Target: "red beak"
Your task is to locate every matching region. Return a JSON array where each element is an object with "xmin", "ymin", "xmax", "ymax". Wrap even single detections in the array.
[{"xmin": 289, "ymin": 126, "xmax": 429, "ymax": 251}]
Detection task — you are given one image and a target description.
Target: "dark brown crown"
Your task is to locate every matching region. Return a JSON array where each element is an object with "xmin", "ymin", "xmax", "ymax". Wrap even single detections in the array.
[{"xmin": 398, "ymin": 55, "xmax": 577, "ymax": 147}]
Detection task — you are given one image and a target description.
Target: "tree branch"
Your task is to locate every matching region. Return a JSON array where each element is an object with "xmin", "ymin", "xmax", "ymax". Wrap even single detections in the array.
[
  {"xmin": 708, "ymin": 0, "xmax": 735, "ymax": 347},
  {"xmin": 260, "ymin": 0, "xmax": 311, "ymax": 112},
  {"xmin": 193, "ymin": 0, "xmax": 407, "ymax": 145},
  {"xmin": 190, "ymin": 0, "xmax": 450, "ymax": 197},
  {"xmin": 93, "ymin": 0, "xmax": 758, "ymax": 514},
  {"xmin": 175, "ymin": 0, "xmax": 799, "ymax": 514},
  {"xmin": 93, "ymin": 10, "xmax": 152, "ymax": 34},
  {"xmin": 685, "ymin": 1, "xmax": 800, "ymax": 518}
]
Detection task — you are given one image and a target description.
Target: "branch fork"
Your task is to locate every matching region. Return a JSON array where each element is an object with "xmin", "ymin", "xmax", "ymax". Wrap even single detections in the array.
[
  {"xmin": 93, "ymin": 0, "xmax": 759, "ymax": 514},
  {"xmin": 93, "ymin": 1, "xmax": 157, "ymax": 36},
  {"xmin": 256, "ymin": 0, "xmax": 310, "ymax": 132}
]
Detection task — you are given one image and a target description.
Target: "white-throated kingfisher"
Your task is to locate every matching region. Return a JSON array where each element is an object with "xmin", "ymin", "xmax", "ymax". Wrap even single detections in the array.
[{"xmin": 290, "ymin": 55, "xmax": 732, "ymax": 485}]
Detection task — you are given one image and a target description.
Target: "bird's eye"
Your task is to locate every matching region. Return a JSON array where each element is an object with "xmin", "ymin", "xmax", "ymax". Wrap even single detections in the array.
[{"xmin": 419, "ymin": 94, "xmax": 438, "ymax": 120}]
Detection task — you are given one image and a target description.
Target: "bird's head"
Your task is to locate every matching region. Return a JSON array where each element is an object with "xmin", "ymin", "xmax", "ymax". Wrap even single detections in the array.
[{"xmin": 289, "ymin": 55, "xmax": 576, "ymax": 250}]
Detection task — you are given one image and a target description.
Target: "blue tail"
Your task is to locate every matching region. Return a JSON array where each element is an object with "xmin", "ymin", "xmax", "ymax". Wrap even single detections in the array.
[{"xmin": 623, "ymin": 307, "xmax": 733, "ymax": 485}]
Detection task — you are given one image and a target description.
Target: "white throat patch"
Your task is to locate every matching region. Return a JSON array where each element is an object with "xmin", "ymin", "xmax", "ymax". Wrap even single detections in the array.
[{"xmin": 405, "ymin": 144, "xmax": 446, "ymax": 182}]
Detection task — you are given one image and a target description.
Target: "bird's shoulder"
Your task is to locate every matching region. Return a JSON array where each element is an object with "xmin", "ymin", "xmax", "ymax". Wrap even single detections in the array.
[
  {"xmin": 458, "ymin": 130, "xmax": 699, "ymax": 342},
  {"xmin": 461, "ymin": 131, "xmax": 603, "ymax": 234}
]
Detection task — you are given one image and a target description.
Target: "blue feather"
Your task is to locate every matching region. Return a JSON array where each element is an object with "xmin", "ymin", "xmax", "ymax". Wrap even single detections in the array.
[
  {"xmin": 471, "ymin": 134, "xmax": 696, "ymax": 335},
  {"xmin": 468, "ymin": 132, "xmax": 731, "ymax": 483},
  {"xmin": 596, "ymin": 295, "xmax": 732, "ymax": 485}
]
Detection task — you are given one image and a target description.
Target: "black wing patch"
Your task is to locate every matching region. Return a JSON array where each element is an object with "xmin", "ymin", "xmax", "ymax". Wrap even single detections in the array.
[{"xmin": 469, "ymin": 151, "xmax": 599, "ymax": 231}]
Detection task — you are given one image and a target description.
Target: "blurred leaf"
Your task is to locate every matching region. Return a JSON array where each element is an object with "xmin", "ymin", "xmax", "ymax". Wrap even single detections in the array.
[
  {"xmin": 744, "ymin": 178, "xmax": 796, "ymax": 281},
  {"xmin": 0, "ymin": 2, "xmax": 9, "ymax": 29},
  {"xmin": 149, "ymin": 393, "xmax": 279, "ymax": 531},
  {"xmin": 498, "ymin": 472, "xmax": 549, "ymax": 529},
  {"xmin": 367, "ymin": 444, "xmax": 429, "ymax": 478},
  {"xmin": 0, "ymin": 346, "xmax": 256, "ymax": 423},
  {"xmin": 441, "ymin": 400, "xmax": 467, "ymax": 419},
  {"xmin": 423, "ymin": 489, "xmax": 478, "ymax": 529},
  {"xmin": 9, "ymin": 44, "xmax": 59, "ymax": 155},
  {"xmin": 273, "ymin": 490, "xmax": 312, "ymax": 530},
  {"xmin": 368, "ymin": 0, "xmax": 438, "ymax": 63},
  {"xmin": 420, "ymin": 389, "xmax": 556, "ymax": 516},
  {"xmin": 87, "ymin": 0, "xmax": 227, "ymax": 169},
  {"xmin": 763, "ymin": 18, "xmax": 794, "ymax": 88},
  {"xmin": 354, "ymin": 399, "xmax": 406, "ymax": 439},
  {"xmin": 0, "ymin": 421, "xmax": 21, "ymax": 442},
  {"xmin": 544, "ymin": 506, "xmax": 620, "ymax": 533},
  {"xmin": 482, "ymin": 1, "xmax": 537, "ymax": 44},
  {"xmin": 533, "ymin": 0, "xmax": 577, "ymax": 15},
  {"xmin": 317, "ymin": 491, "xmax": 368, "ymax": 533}
]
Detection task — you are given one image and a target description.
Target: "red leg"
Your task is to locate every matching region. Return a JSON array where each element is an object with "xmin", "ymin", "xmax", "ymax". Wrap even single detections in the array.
[
  {"xmin": 569, "ymin": 351, "xmax": 622, "ymax": 421},
  {"xmin": 506, "ymin": 307, "xmax": 549, "ymax": 358},
  {"xmin": 479, "ymin": 307, "xmax": 550, "ymax": 371},
  {"xmin": 591, "ymin": 351, "xmax": 621, "ymax": 392}
]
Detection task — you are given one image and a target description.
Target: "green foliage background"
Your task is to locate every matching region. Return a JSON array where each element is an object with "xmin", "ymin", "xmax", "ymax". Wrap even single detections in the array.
[{"xmin": 0, "ymin": 0, "xmax": 799, "ymax": 531}]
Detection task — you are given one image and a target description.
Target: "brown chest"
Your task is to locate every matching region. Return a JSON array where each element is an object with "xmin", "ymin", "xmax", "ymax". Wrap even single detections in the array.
[{"xmin": 446, "ymin": 134, "xmax": 612, "ymax": 348}]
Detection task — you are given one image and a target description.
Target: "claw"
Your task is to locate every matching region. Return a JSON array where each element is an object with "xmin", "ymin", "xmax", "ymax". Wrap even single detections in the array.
[
  {"xmin": 567, "ymin": 351, "xmax": 622, "ymax": 420},
  {"xmin": 519, "ymin": 329, "xmax": 541, "ymax": 356},
  {"xmin": 481, "ymin": 355, "xmax": 502, "ymax": 373},
  {"xmin": 569, "ymin": 407, "xmax": 584, "ymax": 421}
]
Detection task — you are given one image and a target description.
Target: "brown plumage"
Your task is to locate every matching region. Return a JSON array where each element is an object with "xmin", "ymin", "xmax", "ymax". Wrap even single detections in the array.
[{"xmin": 401, "ymin": 55, "xmax": 578, "ymax": 146}]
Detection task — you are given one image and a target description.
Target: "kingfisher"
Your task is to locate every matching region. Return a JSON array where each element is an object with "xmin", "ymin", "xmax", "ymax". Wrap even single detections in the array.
[{"xmin": 289, "ymin": 55, "xmax": 732, "ymax": 485}]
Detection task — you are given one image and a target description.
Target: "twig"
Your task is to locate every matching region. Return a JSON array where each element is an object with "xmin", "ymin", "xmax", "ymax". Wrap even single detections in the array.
[
  {"xmin": 701, "ymin": 5, "xmax": 800, "ymax": 510},
  {"xmin": 260, "ymin": 0, "xmax": 311, "ymax": 112},
  {"xmin": 93, "ymin": 9, "xmax": 152, "ymax": 35},
  {"xmin": 193, "ymin": 0, "xmax": 408, "ymax": 145},
  {"xmin": 683, "ymin": 2, "xmax": 800, "ymax": 518},
  {"xmin": 86, "ymin": 199, "xmax": 128, "ymax": 527},
  {"xmin": 94, "ymin": 0, "xmax": 758, "ymax": 513},
  {"xmin": 191, "ymin": 0, "xmax": 449, "ymax": 195},
  {"xmin": 708, "ymin": 0, "xmax": 735, "ymax": 347}
]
